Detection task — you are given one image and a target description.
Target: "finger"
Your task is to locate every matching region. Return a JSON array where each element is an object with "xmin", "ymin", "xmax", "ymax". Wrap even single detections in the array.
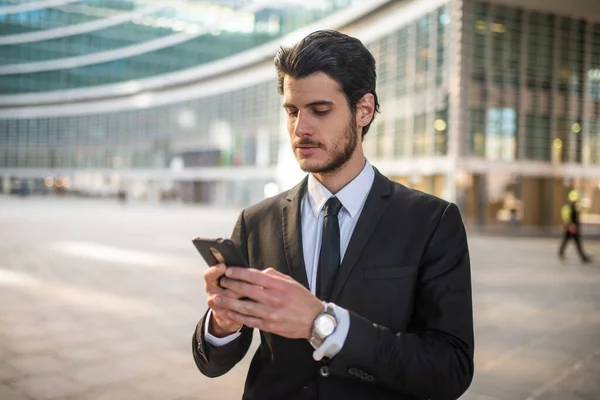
[
  {"xmin": 225, "ymin": 267, "xmax": 284, "ymax": 288},
  {"xmin": 227, "ymin": 310, "xmax": 266, "ymax": 330},
  {"xmin": 263, "ymin": 267, "xmax": 283, "ymax": 276},
  {"xmin": 207, "ymin": 291, "xmax": 244, "ymax": 310},
  {"xmin": 204, "ymin": 264, "xmax": 226, "ymax": 284},
  {"xmin": 207, "ymin": 287, "xmax": 243, "ymax": 300},
  {"xmin": 219, "ymin": 277, "xmax": 272, "ymax": 304},
  {"xmin": 264, "ymin": 267, "xmax": 294, "ymax": 281},
  {"xmin": 204, "ymin": 264, "xmax": 227, "ymax": 289},
  {"xmin": 204, "ymin": 264, "xmax": 226, "ymax": 280},
  {"xmin": 216, "ymin": 296, "xmax": 272, "ymax": 320},
  {"xmin": 207, "ymin": 298, "xmax": 238, "ymax": 313}
]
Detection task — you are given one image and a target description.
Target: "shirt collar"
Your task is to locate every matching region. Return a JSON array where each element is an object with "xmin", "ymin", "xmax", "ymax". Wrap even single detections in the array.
[{"xmin": 306, "ymin": 159, "xmax": 375, "ymax": 219}]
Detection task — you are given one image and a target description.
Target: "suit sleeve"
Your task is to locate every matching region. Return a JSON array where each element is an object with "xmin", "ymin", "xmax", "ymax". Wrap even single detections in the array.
[
  {"xmin": 328, "ymin": 202, "xmax": 475, "ymax": 400},
  {"xmin": 192, "ymin": 210, "xmax": 255, "ymax": 377}
]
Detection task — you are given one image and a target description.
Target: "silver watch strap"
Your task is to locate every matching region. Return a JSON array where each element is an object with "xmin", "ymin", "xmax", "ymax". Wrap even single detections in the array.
[{"xmin": 309, "ymin": 303, "xmax": 337, "ymax": 349}]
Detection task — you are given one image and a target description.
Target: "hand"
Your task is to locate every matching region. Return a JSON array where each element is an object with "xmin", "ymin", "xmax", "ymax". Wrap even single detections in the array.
[
  {"xmin": 204, "ymin": 264, "xmax": 244, "ymax": 337},
  {"xmin": 568, "ymin": 223, "xmax": 577, "ymax": 234},
  {"xmin": 216, "ymin": 267, "xmax": 324, "ymax": 340}
]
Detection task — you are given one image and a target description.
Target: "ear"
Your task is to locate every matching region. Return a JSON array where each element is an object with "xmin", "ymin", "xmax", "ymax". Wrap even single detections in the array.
[{"xmin": 355, "ymin": 93, "xmax": 375, "ymax": 132}]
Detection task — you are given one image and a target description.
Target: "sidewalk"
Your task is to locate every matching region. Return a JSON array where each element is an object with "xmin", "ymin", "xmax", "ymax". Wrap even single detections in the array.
[{"xmin": 0, "ymin": 197, "xmax": 599, "ymax": 399}]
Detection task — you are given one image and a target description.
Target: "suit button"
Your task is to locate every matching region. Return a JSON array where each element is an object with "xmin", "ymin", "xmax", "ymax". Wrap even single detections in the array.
[
  {"xmin": 348, "ymin": 367, "xmax": 357, "ymax": 376},
  {"xmin": 319, "ymin": 366, "xmax": 330, "ymax": 378}
]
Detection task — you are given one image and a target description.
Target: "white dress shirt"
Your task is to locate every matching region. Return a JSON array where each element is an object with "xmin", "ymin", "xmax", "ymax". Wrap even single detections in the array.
[{"xmin": 205, "ymin": 160, "xmax": 375, "ymax": 360}]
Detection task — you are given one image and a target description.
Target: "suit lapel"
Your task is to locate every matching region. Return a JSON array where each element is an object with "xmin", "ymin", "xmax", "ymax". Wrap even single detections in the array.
[
  {"xmin": 282, "ymin": 177, "xmax": 310, "ymax": 289},
  {"xmin": 330, "ymin": 169, "xmax": 393, "ymax": 301}
]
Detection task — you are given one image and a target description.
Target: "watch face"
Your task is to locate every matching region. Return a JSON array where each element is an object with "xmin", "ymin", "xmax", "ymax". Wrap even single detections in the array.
[{"xmin": 315, "ymin": 314, "xmax": 336, "ymax": 337}]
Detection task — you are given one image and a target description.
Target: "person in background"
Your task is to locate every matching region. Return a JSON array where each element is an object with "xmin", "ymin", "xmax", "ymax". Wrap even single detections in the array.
[{"xmin": 559, "ymin": 189, "xmax": 592, "ymax": 263}]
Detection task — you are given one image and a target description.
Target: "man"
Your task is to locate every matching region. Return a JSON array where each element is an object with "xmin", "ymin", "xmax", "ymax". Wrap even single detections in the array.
[
  {"xmin": 192, "ymin": 30, "xmax": 474, "ymax": 400},
  {"xmin": 559, "ymin": 189, "xmax": 592, "ymax": 263}
]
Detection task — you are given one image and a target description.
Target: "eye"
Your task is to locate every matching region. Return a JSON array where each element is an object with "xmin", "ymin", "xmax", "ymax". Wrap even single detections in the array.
[
  {"xmin": 314, "ymin": 109, "xmax": 329, "ymax": 116},
  {"xmin": 286, "ymin": 109, "xmax": 298, "ymax": 117}
]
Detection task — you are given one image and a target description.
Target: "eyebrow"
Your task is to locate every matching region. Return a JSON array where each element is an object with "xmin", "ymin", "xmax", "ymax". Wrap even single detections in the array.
[{"xmin": 283, "ymin": 100, "xmax": 334, "ymax": 108}]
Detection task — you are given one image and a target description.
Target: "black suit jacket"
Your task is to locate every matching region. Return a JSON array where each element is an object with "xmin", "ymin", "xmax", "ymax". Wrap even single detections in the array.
[{"xmin": 193, "ymin": 168, "xmax": 474, "ymax": 400}]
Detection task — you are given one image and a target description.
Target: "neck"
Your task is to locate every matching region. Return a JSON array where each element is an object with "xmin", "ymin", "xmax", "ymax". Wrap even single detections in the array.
[{"xmin": 312, "ymin": 153, "xmax": 367, "ymax": 194}]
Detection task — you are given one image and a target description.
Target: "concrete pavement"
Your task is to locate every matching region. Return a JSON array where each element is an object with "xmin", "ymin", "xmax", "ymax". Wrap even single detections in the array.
[{"xmin": 0, "ymin": 196, "xmax": 599, "ymax": 400}]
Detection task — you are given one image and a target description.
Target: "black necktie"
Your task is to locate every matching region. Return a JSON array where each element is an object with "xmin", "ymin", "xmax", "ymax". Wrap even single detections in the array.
[{"xmin": 316, "ymin": 197, "xmax": 343, "ymax": 301}]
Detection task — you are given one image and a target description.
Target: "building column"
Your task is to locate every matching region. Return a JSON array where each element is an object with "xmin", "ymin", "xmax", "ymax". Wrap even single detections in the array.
[
  {"xmin": 582, "ymin": 19, "xmax": 593, "ymax": 165},
  {"xmin": 1, "ymin": 174, "xmax": 10, "ymax": 194},
  {"xmin": 427, "ymin": 10, "xmax": 439, "ymax": 157},
  {"xmin": 406, "ymin": 18, "xmax": 417, "ymax": 161},
  {"xmin": 550, "ymin": 13, "xmax": 561, "ymax": 164},
  {"xmin": 446, "ymin": 0, "xmax": 472, "ymax": 208},
  {"xmin": 517, "ymin": 10, "xmax": 530, "ymax": 161}
]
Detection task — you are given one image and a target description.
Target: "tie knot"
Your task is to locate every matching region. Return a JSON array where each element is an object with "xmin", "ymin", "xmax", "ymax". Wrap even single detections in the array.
[{"xmin": 324, "ymin": 197, "xmax": 343, "ymax": 217}]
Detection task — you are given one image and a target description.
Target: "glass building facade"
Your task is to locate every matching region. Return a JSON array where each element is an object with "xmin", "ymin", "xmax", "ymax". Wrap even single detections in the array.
[
  {"xmin": 461, "ymin": 1, "xmax": 600, "ymax": 227},
  {"xmin": 2, "ymin": 0, "xmax": 600, "ymax": 227},
  {"xmin": 0, "ymin": 0, "xmax": 362, "ymax": 93}
]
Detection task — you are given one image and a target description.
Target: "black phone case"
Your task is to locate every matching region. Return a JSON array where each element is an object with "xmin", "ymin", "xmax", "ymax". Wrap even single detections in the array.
[{"xmin": 192, "ymin": 237, "xmax": 249, "ymax": 267}]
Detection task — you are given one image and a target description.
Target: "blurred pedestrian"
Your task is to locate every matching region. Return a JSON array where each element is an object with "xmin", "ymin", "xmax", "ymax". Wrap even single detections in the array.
[
  {"xmin": 559, "ymin": 189, "xmax": 592, "ymax": 263},
  {"xmin": 117, "ymin": 188, "xmax": 127, "ymax": 205}
]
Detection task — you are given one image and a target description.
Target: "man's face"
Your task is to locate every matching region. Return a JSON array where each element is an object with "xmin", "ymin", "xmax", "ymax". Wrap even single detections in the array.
[{"xmin": 282, "ymin": 72, "xmax": 360, "ymax": 174}]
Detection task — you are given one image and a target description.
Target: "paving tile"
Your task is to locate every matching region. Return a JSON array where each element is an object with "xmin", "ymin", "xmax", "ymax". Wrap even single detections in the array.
[
  {"xmin": 69, "ymin": 356, "xmax": 166, "ymax": 388},
  {"xmin": 105, "ymin": 339, "xmax": 149, "ymax": 356},
  {"xmin": 54, "ymin": 346, "xmax": 112, "ymax": 364},
  {"xmin": 67, "ymin": 384, "xmax": 147, "ymax": 400},
  {"xmin": 468, "ymin": 371, "xmax": 535, "ymax": 400},
  {"xmin": 458, "ymin": 392, "xmax": 500, "ymax": 400},
  {"xmin": 5, "ymin": 339, "xmax": 57, "ymax": 356},
  {"xmin": 0, "ymin": 383, "xmax": 30, "ymax": 400},
  {"xmin": 551, "ymin": 353, "xmax": 600, "ymax": 399},
  {"xmin": 8, "ymin": 374, "xmax": 88, "ymax": 400},
  {"xmin": 7, "ymin": 354, "xmax": 66, "ymax": 376},
  {"xmin": 0, "ymin": 363, "xmax": 24, "ymax": 383},
  {"xmin": 534, "ymin": 387, "xmax": 588, "ymax": 400},
  {"xmin": 0, "ymin": 344, "xmax": 16, "ymax": 360},
  {"xmin": 128, "ymin": 375, "xmax": 205, "ymax": 400}
]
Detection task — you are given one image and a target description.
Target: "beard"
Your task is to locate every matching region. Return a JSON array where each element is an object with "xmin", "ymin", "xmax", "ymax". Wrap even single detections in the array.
[{"xmin": 294, "ymin": 120, "xmax": 359, "ymax": 174}]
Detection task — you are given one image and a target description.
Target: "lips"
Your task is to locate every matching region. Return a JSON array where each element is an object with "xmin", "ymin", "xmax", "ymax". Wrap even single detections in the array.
[{"xmin": 296, "ymin": 147, "xmax": 318, "ymax": 157}]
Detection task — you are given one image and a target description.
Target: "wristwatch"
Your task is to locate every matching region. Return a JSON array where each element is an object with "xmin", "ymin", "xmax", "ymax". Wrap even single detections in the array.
[{"xmin": 309, "ymin": 303, "xmax": 337, "ymax": 349}]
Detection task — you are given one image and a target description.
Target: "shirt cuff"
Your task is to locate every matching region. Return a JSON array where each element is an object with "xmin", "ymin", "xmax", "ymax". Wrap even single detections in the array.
[
  {"xmin": 204, "ymin": 309, "xmax": 242, "ymax": 346},
  {"xmin": 312, "ymin": 303, "xmax": 350, "ymax": 361}
]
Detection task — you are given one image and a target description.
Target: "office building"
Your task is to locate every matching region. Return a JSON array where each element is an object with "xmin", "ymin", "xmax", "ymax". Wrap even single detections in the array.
[{"xmin": 2, "ymin": 0, "xmax": 600, "ymax": 227}]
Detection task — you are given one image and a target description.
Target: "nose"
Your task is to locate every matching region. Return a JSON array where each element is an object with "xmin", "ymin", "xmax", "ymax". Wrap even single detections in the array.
[{"xmin": 293, "ymin": 112, "xmax": 312, "ymax": 138}]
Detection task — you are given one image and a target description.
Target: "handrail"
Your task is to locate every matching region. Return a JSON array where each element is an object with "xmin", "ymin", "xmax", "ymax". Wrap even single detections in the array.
[
  {"xmin": 0, "ymin": 62, "xmax": 274, "ymax": 118},
  {"xmin": 0, "ymin": 0, "xmax": 393, "ymax": 105},
  {"xmin": 0, "ymin": 0, "xmax": 79, "ymax": 16},
  {"xmin": 0, "ymin": 4, "xmax": 169, "ymax": 45},
  {"xmin": 0, "ymin": 0, "xmax": 441, "ymax": 118},
  {"xmin": 0, "ymin": 29, "xmax": 207, "ymax": 74},
  {"xmin": 0, "ymin": 0, "xmax": 290, "ymax": 75}
]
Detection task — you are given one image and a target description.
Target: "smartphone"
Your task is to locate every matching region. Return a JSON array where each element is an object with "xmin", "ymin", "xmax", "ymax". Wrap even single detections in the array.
[{"xmin": 192, "ymin": 237, "xmax": 249, "ymax": 268}]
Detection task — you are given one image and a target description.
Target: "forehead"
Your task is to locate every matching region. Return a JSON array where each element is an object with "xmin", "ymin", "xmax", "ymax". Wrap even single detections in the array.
[{"xmin": 282, "ymin": 72, "xmax": 343, "ymax": 103}]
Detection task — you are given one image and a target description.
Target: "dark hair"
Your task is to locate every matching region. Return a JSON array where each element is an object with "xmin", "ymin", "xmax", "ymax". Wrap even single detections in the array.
[{"xmin": 274, "ymin": 29, "xmax": 380, "ymax": 139}]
